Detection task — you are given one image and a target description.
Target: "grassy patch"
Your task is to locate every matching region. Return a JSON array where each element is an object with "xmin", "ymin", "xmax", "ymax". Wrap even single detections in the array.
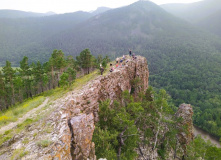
[
  {"xmin": 0, "ymin": 69, "xmax": 102, "ymax": 147},
  {"xmin": 22, "ymin": 138, "xmax": 29, "ymax": 144},
  {"xmin": 11, "ymin": 147, "xmax": 28, "ymax": 160},
  {"xmin": 0, "ymin": 96, "xmax": 45, "ymax": 128},
  {"xmin": 36, "ymin": 140, "xmax": 52, "ymax": 148},
  {"xmin": 41, "ymin": 69, "xmax": 101, "ymax": 101}
]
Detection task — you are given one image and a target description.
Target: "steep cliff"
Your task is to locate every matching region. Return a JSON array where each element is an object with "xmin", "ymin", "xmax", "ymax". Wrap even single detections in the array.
[
  {"xmin": 0, "ymin": 56, "xmax": 149, "ymax": 159},
  {"xmin": 48, "ymin": 56, "xmax": 149, "ymax": 159},
  {"xmin": 0, "ymin": 56, "xmax": 194, "ymax": 160}
]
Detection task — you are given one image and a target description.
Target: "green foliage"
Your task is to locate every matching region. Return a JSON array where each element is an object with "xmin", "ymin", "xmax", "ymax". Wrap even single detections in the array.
[
  {"xmin": 186, "ymin": 135, "xmax": 221, "ymax": 160},
  {"xmin": 93, "ymin": 100, "xmax": 139, "ymax": 160},
  {"xmin": 93, "ymin": 88, "xmax": 179, "ymax": 159},
  {"xmin": 59, "ymin": 72, "xmax": 69, "ymax": 87},
  {"xmin": 76, "ymin": 49, "xmax": 94, "ymax": 74}
]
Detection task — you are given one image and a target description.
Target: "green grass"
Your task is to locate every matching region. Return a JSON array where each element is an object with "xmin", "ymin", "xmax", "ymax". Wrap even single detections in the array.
[
  {"xmin": 41, "ymin": 69, "xmax": 101, "ymax": 101},
  {"xmin": 0, "ymin": 96, "xmax": 45, "ymax": 128},
  {"xmin": 0, "ymin": 69, "xmax": 102, "ymax": 147},
  {"xmin": 10, "ymin": 147, "xmax": 28, "ymax": 160},
  {"xmin": 36, "ymin": 140, "xmax": 52, "ymax": 148}
]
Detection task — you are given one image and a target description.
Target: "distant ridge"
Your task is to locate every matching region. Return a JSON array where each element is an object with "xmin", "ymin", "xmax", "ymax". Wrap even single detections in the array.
[
  {"xmin": 0, "ymin": 9, "xmax": 56, "ymax": 18},
  {"xmin": 91, "ymin": 7, "xmax": 111, "ymax": 15}
]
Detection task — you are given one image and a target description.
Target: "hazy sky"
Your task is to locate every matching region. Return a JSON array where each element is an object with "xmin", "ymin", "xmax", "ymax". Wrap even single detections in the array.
[{"xmin": 0, "ymin": 0, "xmax": 202, "ymax": 13}]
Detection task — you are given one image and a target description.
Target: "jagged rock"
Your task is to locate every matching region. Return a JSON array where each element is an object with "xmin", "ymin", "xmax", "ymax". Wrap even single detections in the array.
[
  {"xmin": 0, "ymin": 56, "xmax": 148, "ymax": 160},
  {"xmin": 175, "ymin": 103, "xmax": 194, "ymax": 152}
]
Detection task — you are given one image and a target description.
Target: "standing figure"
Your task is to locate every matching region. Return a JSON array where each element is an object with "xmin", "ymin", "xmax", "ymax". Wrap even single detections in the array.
[
  {"xmin": 100, "ymin": 67, "xmax": 104, "ymax": 75},
  {"xmin": 129, "ymin": 49, "xmax": 132, "ymax": 57}
]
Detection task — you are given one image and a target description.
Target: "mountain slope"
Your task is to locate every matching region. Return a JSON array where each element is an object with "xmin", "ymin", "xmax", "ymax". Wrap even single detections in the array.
[
  {"xmin": 1, "ymin": 1, "xmax": 221, "ymax": 137},
  {"xmin": 161, "ymin": 0, "xmax": 221, "ymax": 23},
  {"xmin": 43, "ymin": 1, "xmax": 221, "ymax": 138},
  {"xmin": 91, "ymin": 7, "xmax": 111, "ymax": 15},
  {"xmin": 0, "ymin": 11, "xmax": 93, "ymax": 65},
  {"xmin": 197, "ymin": 10, "xmax": 221, "ymax": 37},
  {"xmin": 0, "ymin": 9, "xmax": 55, "ymax": 18}
]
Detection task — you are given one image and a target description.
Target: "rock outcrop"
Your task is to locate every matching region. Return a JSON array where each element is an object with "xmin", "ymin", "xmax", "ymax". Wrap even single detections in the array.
[
  {"xmin": 0, "ymin": 56, "xmax": 196, "ymax": 160},
  {"xmin": 48, "ymin": 56, "xmax": 149, "ymax": 159},
  {"xmin": 0, "ymin": 56, "xmax": 148, "ymax": 160},
  {"xmin": 175, "ymin": 103, "xmax": 194, "ymax": 152}
]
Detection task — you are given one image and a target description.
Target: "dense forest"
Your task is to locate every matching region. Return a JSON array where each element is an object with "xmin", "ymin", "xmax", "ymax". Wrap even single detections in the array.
[
  {"xmin": 0, "ymin": 49, "xmax": 109, "ymax": 110},
  {"xmin": 93, "ymin": 87, "xmax": 221, "ymax": 159}
]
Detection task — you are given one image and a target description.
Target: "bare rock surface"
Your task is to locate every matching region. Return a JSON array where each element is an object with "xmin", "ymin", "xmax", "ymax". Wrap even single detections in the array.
[
  {"xmin": 175, "ymin": 103, "xmax": 194, "ymax": 152},
  {"xmin": 0, "ymin": 56, "xmax": 149, "ymax": 160}
]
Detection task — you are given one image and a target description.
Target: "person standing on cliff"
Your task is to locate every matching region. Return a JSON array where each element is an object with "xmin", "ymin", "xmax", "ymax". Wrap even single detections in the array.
[
  {"xmin": 129, "ymin": 49, "xmax": 132, "ymax": 57},
  {"xmin": 100, "ymin": 64, "xmax": 104, "ymax": 75},
  {"xmin": 100, "ymin": 67, "xmax": 104, "ymax": 75}
]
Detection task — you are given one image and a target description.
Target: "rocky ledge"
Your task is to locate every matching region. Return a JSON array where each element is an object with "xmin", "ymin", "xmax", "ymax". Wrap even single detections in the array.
[{"xmin": 0, "ymin": 56, "xmax": 149, "ymax": 160}]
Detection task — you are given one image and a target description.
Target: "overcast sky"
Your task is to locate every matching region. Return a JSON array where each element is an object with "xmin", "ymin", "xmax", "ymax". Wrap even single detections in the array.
[{"xmin": 0, "ymin": 0, "xmax": 202, "ymax": 13}]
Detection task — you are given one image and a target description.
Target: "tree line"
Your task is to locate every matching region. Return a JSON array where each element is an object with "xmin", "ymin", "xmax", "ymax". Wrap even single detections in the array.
[{"xmin": 0, "ymin": 48, "xmax": 110, "ymax": 111}]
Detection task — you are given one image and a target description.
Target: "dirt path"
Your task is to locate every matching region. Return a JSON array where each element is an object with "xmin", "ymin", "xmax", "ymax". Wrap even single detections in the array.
[{"xmin": 0, "ymin": 98, "xmax": 49, "ymax": 134}]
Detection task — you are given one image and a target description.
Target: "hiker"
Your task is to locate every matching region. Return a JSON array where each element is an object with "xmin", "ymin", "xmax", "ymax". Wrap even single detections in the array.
[
  {"xmin": 129, "ymin": 49, "xmax": 132, "ymax": 57},
  {"xmin": 120, "ymin": 59, "xmax": 123, "ymax": 67},
  {"xmin": 122, "ymin": 55, "xmax": 125, "ymax": 61},
  {"xmin": 116, "ymin": 62, "xmax": 119, "ymax": 68},
  {"xmin": 110, "ymin": 63, "xmax": 114, "ymax": 72},
  {"xmin": 100, "ymin": 67, "xmax": 104, "ymax": 75},
  {"xmin": 132, "ymin": 53, "xmax": 135, "ymax": 59},
  {"xmin": 116, "ymin": 57, "xmax": 119, "ymax": 64}
]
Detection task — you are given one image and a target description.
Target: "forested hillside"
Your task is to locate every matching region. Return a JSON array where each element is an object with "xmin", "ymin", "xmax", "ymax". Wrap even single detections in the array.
[
  {"xmin": 161, "ymin": 0, "xmax": 221, "ymax": 39},
  {"xmin": 161, "ymin": 0, "xmax": 221, "ymax": 23},
  {"xmin": 0, "ymin": 11, "xmax": 92, "ymax": 66},
  {"xmin": 2, "ymin": 0, "xmax": 221, "ymax": 138},
  {"xmin": 197, "ymin": 10, "xmax": 221, "ymax": 37}
]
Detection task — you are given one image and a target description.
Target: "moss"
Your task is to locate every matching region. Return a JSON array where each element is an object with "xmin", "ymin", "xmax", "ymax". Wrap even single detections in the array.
[{"xmin": 36, "ymin": 140, "xmax": 52, "ymax": 148}]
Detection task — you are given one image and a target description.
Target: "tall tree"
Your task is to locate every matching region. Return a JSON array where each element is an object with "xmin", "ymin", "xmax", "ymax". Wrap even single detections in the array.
[
  {"xmin": 76, "ymin": 49, "xmax": 94, "ymax": 74},
  {"xmin": 49, "ymin": 49, "xmax": 66, "ymax": 88},
  {"xmin": 32, "ymin": 61, "xmax": 45, "ymax": 93},
  {"xmin": 19, "ymin": 56, "xmax": 32, "ymax": 98},
  {"xmin": 3, "ymin": 61, "xmax": 16, "ymax": 106},
  {"xmin": 0, "ymin": 71, "xmax": 6, "ymax": 110}
]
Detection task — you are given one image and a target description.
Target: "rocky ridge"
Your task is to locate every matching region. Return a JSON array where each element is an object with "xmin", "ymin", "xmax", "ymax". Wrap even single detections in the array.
[
  {"xmin": 0, "ymin": 56, "xmax": 149, "ymax": 159},
  {"xmin": 0, "ymin": 56, "xmax": 194, "ymax": 160}
]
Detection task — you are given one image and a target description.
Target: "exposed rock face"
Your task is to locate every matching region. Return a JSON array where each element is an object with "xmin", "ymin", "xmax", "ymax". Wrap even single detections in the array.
[
  {"xmin": 52, "ymin": 56, "xmax": 148, "ymax": 159},
  {"xmin": 175, "ymin": 103, "xmax": 194, "ymax": 152},
  {"xmin": 0, "ymin": 56, "xmax": 148, "ymax": 160},
  {"xmin": 48, "ymin": 56, "xmax": 148, "ymax": 159}
]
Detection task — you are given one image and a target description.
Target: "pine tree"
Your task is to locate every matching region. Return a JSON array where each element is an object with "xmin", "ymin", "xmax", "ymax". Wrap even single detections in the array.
[
  {"xmin": 19, "ymin": 56, "xmax": 32, "ymax": 98},
  {"xmin": 0, "ymin": 71, "xmax": 7, "ymax": 110},
  {"xmin": 76, "ymin": 49, "xmax": 94, "ymax": 74},
  {"xmin": 33, "ymin": 61, "xmax": 45, "ymax": 93},
  {"xmin": 3, "ymin": 60, "xmax": 16, "ymax": 106}
]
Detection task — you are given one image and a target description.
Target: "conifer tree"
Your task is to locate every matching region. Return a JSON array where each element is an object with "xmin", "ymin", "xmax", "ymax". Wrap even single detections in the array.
[
  {"xmin": 76, "ymin": 49, "xmax": 94, "ymax": 74},
  {"xmin": 33, "ymin": 61, "xmax": 45, "ymax": 93},
  {"xmin": 3, "ymin": 60, "xmax": 16, "ymax": 106},
  {"xmin": 0, "ymin": 71, "xmax": 6, "ymax": 110},
  {"xmin": 19, "ymin": 56, "xmax": 32, "ymax": 98}
]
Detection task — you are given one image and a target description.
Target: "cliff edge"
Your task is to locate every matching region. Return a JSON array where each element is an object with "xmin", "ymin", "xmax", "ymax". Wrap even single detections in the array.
[
  {"xmin": 0, "ymin": 56, "xmax": 149, "ymax": 160},
  {"xmin": 0, "ymin": 56, "xmax": 195, "ymax": 160}
]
